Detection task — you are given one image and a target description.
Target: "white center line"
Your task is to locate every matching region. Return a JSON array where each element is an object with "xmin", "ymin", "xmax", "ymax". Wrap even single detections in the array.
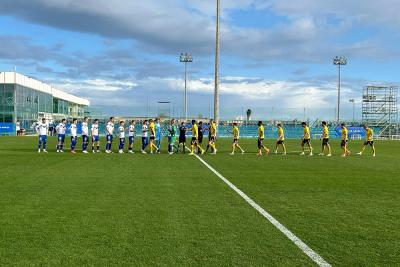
[{"xmin": 191, "ymin": 152, "xmax": 331, "ymax": 267}]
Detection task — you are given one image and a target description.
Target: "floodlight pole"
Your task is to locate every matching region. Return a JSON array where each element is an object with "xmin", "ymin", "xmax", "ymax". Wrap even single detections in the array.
[
  {"xmin": 349, "ymin": 99, "xmax": 355, "ymax": 125},
  {"xmin": 333, "ymin": 56, "xmax": 347, "ymax": 124},
  {"xmin": 180, "ymin": 53, "xmax": 193, "ymax": 122},
  {"xmin": 214, "ymin": 0, "xmax": 220, "ymax": 123}
]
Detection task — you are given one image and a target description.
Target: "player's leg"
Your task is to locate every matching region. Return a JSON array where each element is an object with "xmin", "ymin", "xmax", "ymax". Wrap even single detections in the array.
[
  {"xmin": 70, "ymin": 137, "xmax": 76, "ymax": 153},
  {"xmin": 319, "ymin": 141, "xmax": 324, "ymax": 155},
  {"xmin": 345, "ymin": 142, "xmax": 350, "ymax": 155},
  {"xmin": 60, "ymin": 135, "xmax": 65, "ymax": 152},
  {"xmin": 92, "ymin": 136, "xmax": 95, "ymax": 152},
  {"xmin": 341, "ymin": 141, "xmax": 346, "ymax": 156},
  {"xmin": 168, "ymin": 137, "xmax": 172, "ymax": 153},
  {"xmin": 105, "ymin": 135, "xmax": 110, "ymax": 151},
  {"xmin": 358, "ymin": 143, "xmax": 367, "ymax": 155},
  {"xmin": 131, "ymin": 137, "xmax": 135, "ymax": 153},
  {"xmin": 257, "ymin": 139, "xmax": 263, "ymax": 156},
  {"xmin": 197, "ymin": 143, "xmax": 205, "ymax": 154},
  {"xmin": 190, "ymin": 139, "xmax": 196, "ymax": 154},
  {"xmin": 56, "ymin": 135, "xmax": 61, "ymax": 152},
  {"xmin": 42, "ymin": 136, "xmax": 47, "ymax": 152},
  {"xmin": 261, "ymin": 141, "xmax": 270, "ymax": 154},
  {"xmin": 371, "ymin": 143, "xmax": 376, "ymax": 156},
  {"xmin": 282, "ymin": 142, "xmax": 287, "ymax": 155},
  {"xmin": 308, "ymin": 142, "xmax": 313, "ymax": 156},
  {"xmin": 119, "ymin": 138, "xmax": 124, "ymax": 153},
  {"xmin": 326, "ymin": 143, "xmax": 332, "ymax": 156},
  {"xmin": 237, "ymin": 141, "xmax": 245, "ymax": 153},
  {"xmin": 300, "ymin": 140, "xmax": 305, "ymax": 155},
  {"xmin": 38, "ymin": 136, "xmax": 43, "ymax": 152}
]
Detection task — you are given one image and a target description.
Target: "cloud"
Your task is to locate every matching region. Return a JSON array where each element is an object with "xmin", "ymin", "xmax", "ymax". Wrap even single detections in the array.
[{"xmin": 1, "ymin": 0, "xmax": 400, "ymax": 62}]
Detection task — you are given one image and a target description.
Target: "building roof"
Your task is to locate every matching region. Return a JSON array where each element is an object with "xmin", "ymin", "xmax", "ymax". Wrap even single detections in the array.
[{"xmin": 0, "ymin": 72, "xmax": 90, "ymax": 106}]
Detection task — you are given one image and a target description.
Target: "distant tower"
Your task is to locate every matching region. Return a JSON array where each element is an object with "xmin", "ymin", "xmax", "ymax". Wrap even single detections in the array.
[{"xmin": 362, "ymin": 86, "xmax": 398, "ymax": 137}]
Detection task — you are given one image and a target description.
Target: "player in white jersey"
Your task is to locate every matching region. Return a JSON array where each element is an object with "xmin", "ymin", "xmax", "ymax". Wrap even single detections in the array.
[
  {"xmin": 91, "ymin": 119, "xmax": 101, "ymax": 153},
  {"xmin": 128, "ymin": 120, "xmax": 136, "ymax": 153},
  {"xmin": 55, "ymin": 119, "xmax": 67, "ymax": 152},
  {"xmin": 70, "ymin": 118, "xmax": 78, "ymax": 154},
  {"xmin": 141, "ymin": 120, "xmax": 149, "ymax": 154},
  {"xmin": 155, "ymin": 118, "xmax": 162, "ymax": 153},
  {"xmin": 36, "ymin": 118, "xmax": 49, "ymax": 153},
  {"xmin": 105, "ymin": 117, "xmax": 115, "ymax": 153},
  {"xmin": 118, "ymin": 121, "xmax": 126, "ymax": 154},
  {"xmin": 81, "ymin": 117, "xmax": 89, "ymax": 153}
]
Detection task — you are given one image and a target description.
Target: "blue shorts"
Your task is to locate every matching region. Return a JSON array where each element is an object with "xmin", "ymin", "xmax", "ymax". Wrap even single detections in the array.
[
  {"xmin": 58, "ymin": 134, "xmax": 65, "ymax": 143},
  {"xmin": 71, "ymin": 136, "xmax": 78, "ymax": 142},
  {"xmin": 82, "ymin": 135, "xmax": 89, "ymax": 143},
  {"xmin": 39, "ymin": 135, "xmax": 47, "ymax": 142},
  {"xmin": 92, "ymin": 135, "xmax": 100, "ymax": 142},
  {"xmin": 129, "ymin": 136, "xmax": 134, "ymax": 145},
  {"xmin": 106, "ymin": 135, "xmax": 113, "ymax": 142}
]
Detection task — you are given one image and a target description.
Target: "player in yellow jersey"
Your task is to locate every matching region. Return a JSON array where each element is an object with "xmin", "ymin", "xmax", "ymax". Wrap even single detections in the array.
[
  {"xmin": 318, "ymin": 121, "xmax": 331, "ymax": 157},
  {"xmin": 189, "ymin": 120, "xmax": 205, "ymax": 155},
  {"xmin": 148, "ymin": 119, "xmax": 159, "ymax": 154},
  {"xmin": 257, "ymin": 121, "xmax": 270, "ymax": 156},
  {"xmin": 358, "ymin": 124, "xmax": 376, "ymax": 157},
  {"xmin": 300, "ymin": 122, "xmax": 313, "ymax": 156},
  {"xmin": 340, "ymin": 123, "xmax": 351, "ymax": 157},
  {"xmin": 229, "ymin": 122, "xmax": 244, "ymax": 155},
  {"xmin": 208, "ymin": 119, "xmax": 218, "ymax": 155},
  {"xmin": 274, "ymin": 123, "xmax": 286, "ymax": 155}
]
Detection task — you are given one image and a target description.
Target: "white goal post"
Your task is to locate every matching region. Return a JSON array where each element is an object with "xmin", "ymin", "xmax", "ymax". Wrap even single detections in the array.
[
  {"xmin": 313, "ymin": 134, "xmax": 322, "ymax": 140},
  {"xmin": 351, "ymin": 134, "xmax": 362, "ymax": 140}
]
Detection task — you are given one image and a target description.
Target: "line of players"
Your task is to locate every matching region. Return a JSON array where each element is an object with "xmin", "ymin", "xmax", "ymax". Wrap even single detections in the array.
[{"xmin": 35, "ymin": 117, "xmax": 376, "ymax": 157}]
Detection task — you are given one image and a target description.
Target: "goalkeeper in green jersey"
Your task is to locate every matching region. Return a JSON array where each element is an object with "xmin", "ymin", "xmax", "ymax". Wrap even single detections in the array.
[{"xmin": 167, "ymin": 119, "xmax": 179, "ymax": 154}]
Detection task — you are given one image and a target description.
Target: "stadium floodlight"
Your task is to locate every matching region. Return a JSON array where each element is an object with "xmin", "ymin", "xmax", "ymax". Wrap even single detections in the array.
[
  {"xmin": 349, "ymin": 99, "xmax": 355, "ymax": 125},
  {"xmin": 333, "ymin": 56, "xmax": 347, "ymax": 124},
  {"xmin": 179, "ymin": 53, "xmax": 193, "ymax": 122},
  {"xmin": 214, "ymin": 0, "xmax": 221, "ymax": 123}
]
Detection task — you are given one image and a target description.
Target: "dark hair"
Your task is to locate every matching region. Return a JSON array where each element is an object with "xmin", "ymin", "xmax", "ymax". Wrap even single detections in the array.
[
  {"xmin": 301, "ymin": 122, "xmax": 307, "ymax": 126},
  {"xmin": 233, "ymin": 122, "xmax": 238, "ymax": 126},
  {"xmin": 192, "ymin": 120, "xmax": 196, "ymax": 124},
  {"xmin": 61, "ymin": 119, "xmax": 66, "ymax": 122},
  {"xmin": 94, "ymin": 119, "xmax": 99, "ymax": 122},
  {"xmin": 199, "ymin": 121, "xmax": 203, "ymax": 125},
  {"xmin": 84, "ymin": 117, "xmax": 88, "ymax": 120},
  {"xmin": 277, "ymin": 123, "xmax": 282, "ymax": 127},
  {"xmin": 131, "ymin": 120, "xmax": 135, "ymax": 123},
  {"xmin": 144, "ymin": 120, "xmax": 148, "ymax": 123},
  {"xmin": 73, "ymin": 118, "xmax": 77, "ymax": 122},
  {"xmin": 120, "ymin": 120, "xmax": 124, "ymax": 124},
  {"xmin": 341, "ymin": 123, "xmax": 346, "ymax": 127},
  {"xmin": 42, "ymin": 118, "xmax": 46, "ymax": 121},
  {"xmin": 258, "ymin": 121, "xmax": 263, "ymax": 126},
  {"xmin": 109, "ymin": 117, "xmax": 114, "ymax": 121},
  {"xmin": 322, "ymin": 121, "xmax": 327, "ymax": 126}
]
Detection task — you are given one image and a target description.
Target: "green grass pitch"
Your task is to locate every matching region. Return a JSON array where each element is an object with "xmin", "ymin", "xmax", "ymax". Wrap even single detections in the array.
[{"xmin": 0, "ymin": 136, "xmax": 399, "ymax": 266}]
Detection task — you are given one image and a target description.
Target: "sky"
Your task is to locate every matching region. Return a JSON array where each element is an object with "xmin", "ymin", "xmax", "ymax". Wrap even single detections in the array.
[{"xmin": 0, "ymin": 0, "xmax": 399, "ymax": 120}]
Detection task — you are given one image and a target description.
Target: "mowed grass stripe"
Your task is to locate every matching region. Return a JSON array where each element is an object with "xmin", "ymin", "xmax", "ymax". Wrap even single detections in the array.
[
  {"xmin": 190, "ymin": 150, "xmax": 331, "ymax": 267},
  {"xmin": 1, "ymin": 136, "xmax": 314, "ymax": 266},
  {"xmin": 204, "ymin": 138, "xmax": 400, "ymax": 266}
]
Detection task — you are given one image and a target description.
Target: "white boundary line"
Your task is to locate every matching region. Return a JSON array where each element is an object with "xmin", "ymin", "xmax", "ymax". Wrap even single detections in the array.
[{"xmin": 190, "ymin": 152, "xmax": 331, "ymax": 267}]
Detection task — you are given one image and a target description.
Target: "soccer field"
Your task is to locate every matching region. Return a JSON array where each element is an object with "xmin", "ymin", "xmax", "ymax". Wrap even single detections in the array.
[{"xmin": 0, "ymin": 137, "xmax": 399, "ymax": 266}]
